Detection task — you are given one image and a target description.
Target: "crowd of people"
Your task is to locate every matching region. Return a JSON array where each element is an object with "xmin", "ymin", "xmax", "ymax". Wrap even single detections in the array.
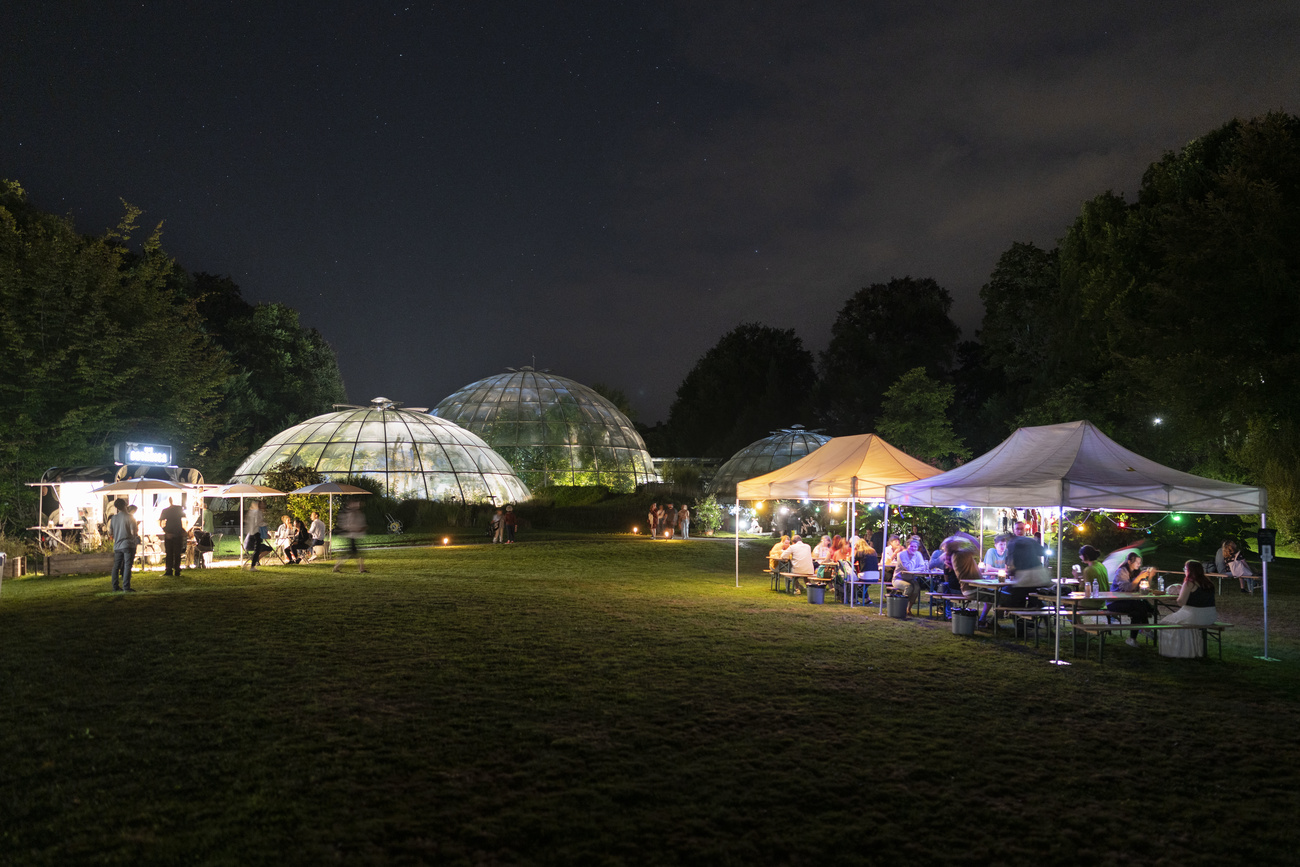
[
  {"xmin": 646, "ymin": 502, "xmax": 691, "ymax": 539},
  {"xmin": 762, "ymin": 517, "xmax": 1249, "ymax": 658}
]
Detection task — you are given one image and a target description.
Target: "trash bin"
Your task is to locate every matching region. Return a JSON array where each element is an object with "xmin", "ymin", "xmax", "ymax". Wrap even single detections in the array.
[
  {"xmin": 807, "ymin": 583, "xmax": 825, "ymax": 604},
  {"xmin": 951, "ymin": 608, "xmax": 977, "ymax": 636},
  {"xmin": 887, "ymin": 593, "xmax": 909, "ymax": 619}
]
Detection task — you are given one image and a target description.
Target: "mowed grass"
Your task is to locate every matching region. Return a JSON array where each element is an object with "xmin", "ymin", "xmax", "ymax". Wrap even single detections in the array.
[{"xmin": 2, "ymin": 536, "xmax": 1298, "ymax": 866}]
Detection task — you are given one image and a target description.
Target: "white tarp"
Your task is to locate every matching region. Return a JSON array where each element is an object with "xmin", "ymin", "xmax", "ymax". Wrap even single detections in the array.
[
  {"xmin": 735, "ymin": 433, "xmax": 942, "ymax": 501},
  {"xmin": 885, "ymin": 420, "xmax": 1265, "ymax": 514}
]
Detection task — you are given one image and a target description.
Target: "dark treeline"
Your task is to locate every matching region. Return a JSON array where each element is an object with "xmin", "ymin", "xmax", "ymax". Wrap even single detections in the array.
[
  {"xmin": 5, "ymin": 112, "xmax": 1298, "ymax": 539},
  {"xmin": 648, "ymin": 112, "xmax": 1300, "ymax": 539},
  {"xmin": 0, "ymin": 180, "xmax": 346, "ymax": 532}
]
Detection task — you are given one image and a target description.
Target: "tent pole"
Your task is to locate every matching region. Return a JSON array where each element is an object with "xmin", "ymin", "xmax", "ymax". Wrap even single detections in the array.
[
  {"xmin": 1050, "ymin": 504, "xmax": 1069, "ymax": 666},
  {"xmin": 734, "ymin": 486, "xmax": 740, "ymax": 589},
  {"xmin": 880, "ymin": 502, "xmax": 889, "ymax": 615},
  {"xmin": 1256, "ymin": 512, "xmax": 1277, "ymax": 662}
]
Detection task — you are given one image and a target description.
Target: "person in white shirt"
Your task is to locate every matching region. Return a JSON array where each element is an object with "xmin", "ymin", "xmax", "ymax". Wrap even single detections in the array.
[
  {"xmin": 308, "ymin": 511, "xmax": 328, "ymax": 561},
  {"xmin": 781, "ymin": 534, "xmax": 816, "ymax": 593},
  {"xmin": 982, "ymin": 535, "xmax": 1010, "ymax": 573},
  {"xmin": 811, "ymin": 535, "xmax": 832, "ymax": 563}
]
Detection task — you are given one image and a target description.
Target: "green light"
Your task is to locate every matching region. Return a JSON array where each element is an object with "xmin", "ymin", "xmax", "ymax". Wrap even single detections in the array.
[{"xmin": 1172, "ymin": 514, "xmax": 1182, "ymax": 522}]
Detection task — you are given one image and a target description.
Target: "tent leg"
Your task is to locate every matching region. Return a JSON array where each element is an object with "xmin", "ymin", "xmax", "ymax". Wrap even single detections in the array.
[
  {"xmin": 1049, "ymin": 504, "xmax": 1069, "ymax": 666},
  {"xmin": 1256, "ymin": 512, "xmax": 1277, "ymax": 662}
]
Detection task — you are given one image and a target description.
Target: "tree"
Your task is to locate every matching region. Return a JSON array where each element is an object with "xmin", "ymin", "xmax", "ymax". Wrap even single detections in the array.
[
  {"xmin": 815, "ymin": 277, "xmax": 961, "ymax": 435},
  {"xmin": 876, "ymin": 368, "xmax": 970, "ymax": 467},
  {"xmin": 590, "ymin": 382, "xmax": 636, "ymax": 421},
  {"xmin": 0, "ymin": 181, "xmax": 227, "ymax": 531},
  {"xmin": 261, "ymin": 461, "xmax": 326, "ymax": 525},
  {"xmin": 666, "ymin": 323, "xmax": 815, "ymax": 458},
  {"xmin": 185, "ymin": 274, "xmax": 348, "ymax": 480}
]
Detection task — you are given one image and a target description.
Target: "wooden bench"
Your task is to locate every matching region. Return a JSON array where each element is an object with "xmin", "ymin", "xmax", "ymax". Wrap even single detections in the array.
[
  {"xmin": 768, "ymin": 567, "xmax": 816, "ymax": 594},
  {"xmin": 1074, "ymin": 621, "xmax": 1232, "ymax": 663},
  {"xmin": 925, "ymin": 592, "xmax": 970, "ymax": 620}
]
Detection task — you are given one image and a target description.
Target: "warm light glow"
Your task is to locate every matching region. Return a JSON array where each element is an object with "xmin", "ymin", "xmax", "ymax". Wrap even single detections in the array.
[
  {"xmin": 664, "ymin": 530, "xmax": 671, "ymax": 538},
  {"xmin": 442, "ymin": 537, "xmax": 450, "ymax": 545},
  {"xmin": 632, "ymin": 526, "xmax": 640, "ymax": 534},
  {"xmin": 755, "ymin": 501, "xmax": 764, "ymax": 511},
  {"xmin": 780, "ymin": 506, "xmax": 789, "ymax": 515}
]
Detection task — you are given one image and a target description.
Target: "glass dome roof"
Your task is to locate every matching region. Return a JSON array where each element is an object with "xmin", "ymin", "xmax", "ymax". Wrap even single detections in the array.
[
  {"xmin": 230, "ymin": 398, "xmax": 532, "ymax": 503},
  {"xmin": 708, "ymin": 427, "xmax": 831, "ymax": 495},
  {"xmin": 432, "ymin": 368, "xmax": 657, "ymax": 491}
]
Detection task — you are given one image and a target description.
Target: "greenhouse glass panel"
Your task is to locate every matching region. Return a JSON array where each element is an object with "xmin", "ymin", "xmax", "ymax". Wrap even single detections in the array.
[
  {"xmin": 388, "ymin": 473, "xmax": 425, "ymax": 500},
  {"xmin": 415, "ymin": 442, "xmax": 454, "ymax": 472},
  {"xmin": 306, "ymin": 422, "xmax": 341, "ymax": 443},
  {"xmin": 441, "ymin": 444, "xmax": 476, "ymax": 472},
  {"xmin": 294, "ymin": 442, "xmax": 327, "ymax": 467},
  {"xmin": 458, "ymin": 476, "xmax": 489, "ymax": 501},
  {"xmin": 358, "ymin": 421, "xmax": 387, "ymax": 441},
  {"xmin": 317, "ymin": 442, "xmax": 356, "ymax": 473},
  {"xmin": 387, "ymin": 441, "xmax": 419, "ymax": 473},
  {"xmin": 425, "ymin": 472, "xmax": 461, "ymax": 500},
  {"xmin": 352, "ymin": 442, "xmax": 387, "ymax": 471},
  {"xmin": 333, "ymin": 422, "xmax": 363, "ymax": 442}
]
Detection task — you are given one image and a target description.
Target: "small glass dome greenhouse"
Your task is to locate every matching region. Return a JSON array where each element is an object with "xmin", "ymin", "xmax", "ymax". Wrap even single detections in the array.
[
  {"xmin": 230, "ymin": 397, "xmax": 532, "ymax": 503},
  {"xmin": 432, "ymin": 368, "xmax": 657, "ymax": 491},
  {"xmin": 708, "ymin": 427, "xmax": 831, "ymax": 495}
]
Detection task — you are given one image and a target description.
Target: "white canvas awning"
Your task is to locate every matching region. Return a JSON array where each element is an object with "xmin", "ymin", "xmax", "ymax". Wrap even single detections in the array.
[
  {"xmin": 736, "ymin": 433, "xmax": 942, "ymax": 501},
  {"xmin": 886, "ymin": 420, "xmax": 1265, "ymax": 514}
]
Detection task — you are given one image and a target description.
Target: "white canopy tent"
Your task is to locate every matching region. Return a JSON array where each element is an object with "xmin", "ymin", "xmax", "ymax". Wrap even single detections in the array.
[
  {"xmin": 733, "ymin": 434, "xmax": 943, "ymax": 601},
  {"xmin": 885, "ymin": 420, "xmax": 1272, "ymax": 661}
]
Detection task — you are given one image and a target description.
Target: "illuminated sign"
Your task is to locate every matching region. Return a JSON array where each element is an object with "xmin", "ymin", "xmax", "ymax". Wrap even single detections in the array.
[{"xmin": 115, "ymin": 442, "xmax": 173, "ymax": 466}]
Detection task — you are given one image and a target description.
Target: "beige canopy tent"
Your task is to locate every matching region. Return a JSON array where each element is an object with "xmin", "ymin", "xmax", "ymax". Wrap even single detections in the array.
[
  {"xmin": 733, "ymin": 434, "xmax": 943, "ymax": 598},
  {"xmin": 886, "ymin": 420, "xmax": 1272, "ymax": 662}
]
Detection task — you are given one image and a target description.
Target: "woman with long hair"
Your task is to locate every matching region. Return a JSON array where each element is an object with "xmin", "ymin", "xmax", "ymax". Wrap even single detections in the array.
[{"xmin": 1159, "ymin": 560, "xmax": 1218, "ymax": 658}]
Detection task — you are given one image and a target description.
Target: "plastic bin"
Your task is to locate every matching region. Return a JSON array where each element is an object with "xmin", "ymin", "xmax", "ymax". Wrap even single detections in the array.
[
  {"xmin": 807, "ymin": 584, "xmax": 825, "ymax": 604},
  {"xmin": 887, "ymin": 594, "xmax": 909, "ymax": 619},
  {"xmin": 951, "ymin": 608, "xmax": 977, "ymax": 636}
]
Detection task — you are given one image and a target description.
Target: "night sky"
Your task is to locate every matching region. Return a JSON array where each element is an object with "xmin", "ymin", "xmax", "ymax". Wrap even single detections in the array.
[{"xmin": 4, "ymin": 2, "xmax": 1298, "ymax": 423}]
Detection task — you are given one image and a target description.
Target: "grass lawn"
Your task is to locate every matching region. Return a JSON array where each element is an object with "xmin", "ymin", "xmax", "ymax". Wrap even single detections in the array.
[{"xmin": 2, "ymin": 535, "xmax": 1298, "ymax": 865}]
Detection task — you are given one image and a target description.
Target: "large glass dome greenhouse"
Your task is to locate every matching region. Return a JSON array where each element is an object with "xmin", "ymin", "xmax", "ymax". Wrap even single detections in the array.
[
  {"xmin": 431, "ymin": 368, "xmax": 657, "ymax": 491},
  {"xmin": 230, "ymin": 398, "xmax": 532, "ymax": 503},
  {"xmin": 708, "ymin": 427, "xmax": 831, "ymax": 495}
]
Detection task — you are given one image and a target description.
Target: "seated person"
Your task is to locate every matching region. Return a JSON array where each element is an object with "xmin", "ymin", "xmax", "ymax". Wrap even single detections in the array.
[
  {"xmin": 1076, "ymin": 544, "xmax": 1108, "ymax": 592},
  {"xmin": 274, "ymin": 515, "xmax": 296, "ymax": 559},
  {"xmin": 1158, "ymin": 560, "xmax": 1218, "ymax": 658},
  {"xmin": 892, "ymin": 535, "xmax": 927, "ymax": 605},
  {"xmin": 289, "ymin": 518, "xmax": 313, "ymax": 564},
  {"xmin": 191, "ymin": 529, "xmax": 214, "ymax": 568},
  {"xmin": 811, "ymin": 535, "xmax": 832, "ymax": 563},
  {"xmin": 941, "ymin": 542, "xmax": 979, "ymax": 594},
  {"xmin": 927, "ymin": 546, "xmax": 946, "ymax": 571},
  {"xmin": 1107, "ymin": 551, "xmax": 1157, "ymax": 648},
  {"xmin": 850, "ymin": 538, "xmax": 879, "ymax": 604},
  {"xmin": 781, "ymin": 534, "xmax": 815, "ymax": 593},
  {"xmin": 981, "ymin": 534, "xmax": 1010, "ymax": 574},
  {"xmin": 768, "ymin": 535, "xmax": 791, "ymax": 572},
  {"xmin": 1222, "ymin": 539, "xmax": 1255, "ymax": 593}
]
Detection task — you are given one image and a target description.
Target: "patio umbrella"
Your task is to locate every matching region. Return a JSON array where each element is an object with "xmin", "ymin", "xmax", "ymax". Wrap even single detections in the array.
[
  {"xmin": 203, "ymin": 483, "xmax": 286, "ymax": 565},
  {"xmin": 92, "ymin": 477, "xmax": 192, "ymax": 494},
  {"xmin": 290, "ymin": 482, "xmax": 372, "ymax": 550}
]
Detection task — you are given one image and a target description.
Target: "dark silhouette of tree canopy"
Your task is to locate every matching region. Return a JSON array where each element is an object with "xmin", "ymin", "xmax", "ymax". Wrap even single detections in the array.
[
  {"xmin": 667, "ymin": 323, "xmax": 815, "ymax": 458},
  {"xmin": 815, "ymin": 276, "xmax": 960, "ymax": 435},
  {"xmin": 0, "ymin": 181, "xmax": 226, "ymax": 531},
  {"xmin": 185, "ymin": 273, "xmax": 348, "ymax": 480}
]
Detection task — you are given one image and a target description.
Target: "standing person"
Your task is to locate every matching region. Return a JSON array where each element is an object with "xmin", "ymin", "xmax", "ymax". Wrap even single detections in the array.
[
  {"xmin": 308, "ymin": 511, "xmax": 328, "ymax": 562},
  {"xmin": 997, "ymin": 521, "xmax": 1050, "ymax": 610},
  {"xmin": 1107, "ymin": 551, "xmax": 1156, "ymax": 647},
  {"xmin": 663, "ymin": 503, "xmax": 677, "ymax": 539},
  {"xmin": 1159, "ymin": 560, "xmax": 1218, "ymax": 658},
  {"xmin": 109, "ymin": 498, "xmax": 138, "ymax": 592},
  {"xmin": 503, "ymin": 504, "xmax": 518, "ymax": 543},
  {"xmin": 490, "ymin": 508, "xmax": 504, "ymax": 543},
  {"xmin": 647, "ymin": 502, "xmax": 658, "ymax": 538},
  {"xmin": 678, "ymin": 503, "xmax": 690, "ymax": 540},
  {"xmin": 247, "ymin": 500, "xmax": 266, "ymax": 541},
  {"xmin": 655, "ymin": 504, "xmax": 667, "ymax": 539},
  {"xmin": 160, "ymin": 496, "xmax": 186, "ymax": 577},
  {"xmin": 333, "ymin": 500, "xmax": 368, "ymax": 572}
]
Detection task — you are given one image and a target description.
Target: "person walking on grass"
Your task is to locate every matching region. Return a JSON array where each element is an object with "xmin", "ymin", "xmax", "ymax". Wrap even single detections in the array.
[
  {"xmin": 334, "ymin": 500, "xmax": 368, "ymax": 573},
  {"xmin": 678, "ymin": 503, "xmax": 690, "ymax": 540}
]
